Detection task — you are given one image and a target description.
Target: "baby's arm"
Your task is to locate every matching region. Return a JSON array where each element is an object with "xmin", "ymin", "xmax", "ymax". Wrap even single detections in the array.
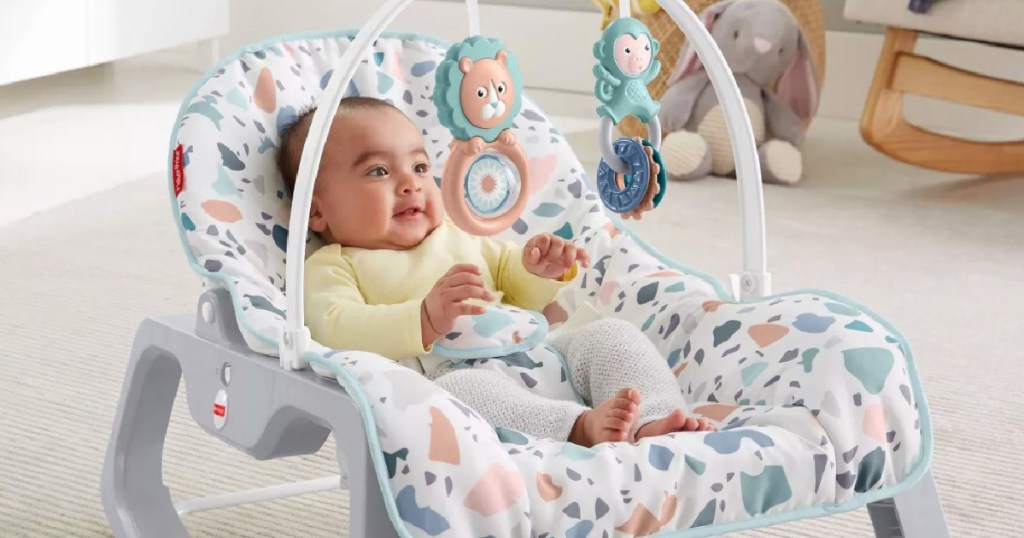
[
  {"xmin": 304, "ymin": 252, "xmax": 431, "ymax": 360},
  {"xmin": 478, "ymin": 234, "xmax": 583, "ymax": 311}
]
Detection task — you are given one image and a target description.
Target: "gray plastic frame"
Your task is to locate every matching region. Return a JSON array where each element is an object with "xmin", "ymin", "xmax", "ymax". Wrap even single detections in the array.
[{"xmin": 100, "ymin": 289, "xmax": 951, "ymax": 537}]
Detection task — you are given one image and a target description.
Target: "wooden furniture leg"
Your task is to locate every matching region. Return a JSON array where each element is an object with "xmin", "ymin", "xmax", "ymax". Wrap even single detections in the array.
[{"xmin": 861, "ymin": 27, "xmax": 1024, "ymax": 174}]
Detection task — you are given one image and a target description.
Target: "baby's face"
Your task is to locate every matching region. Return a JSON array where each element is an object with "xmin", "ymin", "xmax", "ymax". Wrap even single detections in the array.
[{"xmin": 310, "ymin": 107, "xmax": 443, "ymax": 250}]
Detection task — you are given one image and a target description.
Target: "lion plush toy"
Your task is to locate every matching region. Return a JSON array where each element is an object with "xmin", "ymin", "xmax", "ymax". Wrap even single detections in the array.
[{"xmin": 656, "ymin": 0, "xmax": 820, "ymax": 185}]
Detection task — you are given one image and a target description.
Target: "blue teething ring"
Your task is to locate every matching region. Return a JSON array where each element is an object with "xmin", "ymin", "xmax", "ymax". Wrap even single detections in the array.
[{"xmin": 596, "ymin": 137, "xmax": 651, "ymax": 213}]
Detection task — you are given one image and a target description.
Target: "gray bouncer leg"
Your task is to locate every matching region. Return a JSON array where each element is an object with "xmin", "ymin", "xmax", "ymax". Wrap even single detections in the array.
[
  {"xmin": 100, "ymin": 288, "xmax": 398, "ymax": 538},
  {"xmin": 867, "ymin": 470, "xmax": 950, "ymax": 538}
]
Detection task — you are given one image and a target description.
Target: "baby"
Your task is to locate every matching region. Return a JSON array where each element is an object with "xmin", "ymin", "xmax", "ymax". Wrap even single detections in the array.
[{"xmin": 277, "ymin": 96, "xmax": 713, "ymax": 447}]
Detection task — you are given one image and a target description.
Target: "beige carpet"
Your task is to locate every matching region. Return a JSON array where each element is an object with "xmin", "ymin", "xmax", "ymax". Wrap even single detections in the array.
[{"xmin": 1, "ymin": 119, "xmax": 1023, "ymax": 537}]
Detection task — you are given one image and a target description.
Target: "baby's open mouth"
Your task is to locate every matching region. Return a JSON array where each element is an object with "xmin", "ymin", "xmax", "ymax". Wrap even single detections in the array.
[{"xmin": 394, "ymin": 207, "xmax": 423, "ymax": 218}]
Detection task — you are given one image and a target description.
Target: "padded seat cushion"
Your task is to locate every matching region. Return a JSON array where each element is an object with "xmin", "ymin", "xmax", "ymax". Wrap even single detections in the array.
[
  {"xmin": 845, "ymin": 0, "xmax": 1024, "ymax": 47},
  {"xmin": 169, "ymin": 29, "xmax": 933, "ymax": 538}
]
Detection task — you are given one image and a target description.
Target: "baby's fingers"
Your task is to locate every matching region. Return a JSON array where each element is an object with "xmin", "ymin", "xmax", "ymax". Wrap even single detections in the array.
[
  {"xmin": 446, "ymin": 284, "xmax": 493, "ymax": 303},
  {"xmin": 454, "ymin": 303, "xmax": 487, "ymax": 316},
  {"xmin": 445, "ymin": 272, "xmax": 485, "ymax": 289},
  {"xmin": 445, "ymin": 263, "xmax": 481, "ymax": 277},
  {"xmin": 526, "ymin": 246, "xmax": 541, "ymax": 265},
  {"xmin": 528, "ymin": 233, "xmax": 552, "ymax": 252},
  {"xmin": 560, "ymin": 243, "xmax": 577, "ymax": 267},
  {"xmin": 576, "ymin": 248, "xmax": 591, "ymax": 268},
  {"xmin": 545, "ymin": 238, "xmax": 565, "ymax": 262}
]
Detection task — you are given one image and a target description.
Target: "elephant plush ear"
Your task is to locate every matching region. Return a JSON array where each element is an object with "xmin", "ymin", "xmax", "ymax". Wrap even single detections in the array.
[
  {"xmin": 666, "ymin": 0, "xmax": 735, "ymax": 86},
  {"xmin": 776, "ymin": 32, "xmax": 820, "ymax": 127}
]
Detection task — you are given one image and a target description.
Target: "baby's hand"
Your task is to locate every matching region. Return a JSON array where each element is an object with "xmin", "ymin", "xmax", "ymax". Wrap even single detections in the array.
[
  {"xmin": 523, "ymin": 234, "xmax": 589, "ymax": 280},
  {"xmin": 421, "ymin": 264, "xmax": 493, "ymax": 347}
]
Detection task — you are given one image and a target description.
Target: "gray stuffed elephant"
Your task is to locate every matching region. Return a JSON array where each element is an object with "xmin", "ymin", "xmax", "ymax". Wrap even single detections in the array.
[{"xmin": 656, "ymin": 0, "xmax": 819, "ymax": 184}]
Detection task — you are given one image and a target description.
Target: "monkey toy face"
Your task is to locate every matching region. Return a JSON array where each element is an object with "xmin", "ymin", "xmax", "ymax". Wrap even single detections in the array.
[{"xmin": 613, "ymin": 33, "xmax": 654, "ymax": 77}]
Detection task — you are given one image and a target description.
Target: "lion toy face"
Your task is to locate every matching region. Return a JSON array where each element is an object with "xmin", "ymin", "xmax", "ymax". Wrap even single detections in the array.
[
  {"xmin": 459, "ymin": 52, "xmax": 516, "ymax": 130},
  {"xmin": 434, "ymin": 36, "xmax": 523, "ymax": 143}
]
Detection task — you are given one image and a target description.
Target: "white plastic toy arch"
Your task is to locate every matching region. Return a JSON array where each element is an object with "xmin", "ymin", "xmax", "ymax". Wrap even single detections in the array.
[{"xmin": 280, "ymin": 0, "xmax": 770, "ymax": 372}]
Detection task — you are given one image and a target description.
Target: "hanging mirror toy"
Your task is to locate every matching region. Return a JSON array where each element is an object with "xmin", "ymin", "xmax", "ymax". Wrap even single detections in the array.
[
  {"xmin": 593, "ymin": 15, "xmax": 667, "ymax": 220},
  {"xmin": 434, "ymin": 36, "xmax": 530, "ymax": 236}
]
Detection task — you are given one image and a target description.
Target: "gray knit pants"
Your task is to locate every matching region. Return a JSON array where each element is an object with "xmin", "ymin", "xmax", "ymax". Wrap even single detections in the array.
[{"xmin": 429, "ymin": 318, "xmax": 686, "ymax": 442}]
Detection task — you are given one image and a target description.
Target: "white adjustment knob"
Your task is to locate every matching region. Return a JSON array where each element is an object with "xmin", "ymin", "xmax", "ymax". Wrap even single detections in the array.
[{"xmin": 201, "ymin": 300, "xmax": 215, "ymax": 323}]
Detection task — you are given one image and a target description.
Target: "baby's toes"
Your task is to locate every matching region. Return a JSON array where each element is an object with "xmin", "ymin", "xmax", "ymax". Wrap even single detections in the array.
[
  {"xmin": 605, "ymin": 416, "xmax": 631, "ymax": 432},
  {"xmin": 611, "ymin": 397, "xmax": 638, "ymax": 416},
  {"xmin": 609, "ymin": 407, "xmax": 634, "ymax": 423},
  {"xmin": 616, "ymin": 388, "xmax": 641, "ymax": 405},
  {"xmin": 605, "ymin": 427, "xmax": 629, "ymax": 442}
]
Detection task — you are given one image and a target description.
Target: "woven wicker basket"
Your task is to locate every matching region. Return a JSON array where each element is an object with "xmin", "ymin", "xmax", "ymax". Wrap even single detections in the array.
[{"xmin": 608, "ymin": 0, "xmax": 827, "ymax": 139}]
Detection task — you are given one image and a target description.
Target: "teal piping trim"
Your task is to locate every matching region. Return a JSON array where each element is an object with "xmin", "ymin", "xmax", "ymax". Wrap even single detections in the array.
[{"xmin": 166, "ymin": 27, "xmax": 935, "ymax": 538}]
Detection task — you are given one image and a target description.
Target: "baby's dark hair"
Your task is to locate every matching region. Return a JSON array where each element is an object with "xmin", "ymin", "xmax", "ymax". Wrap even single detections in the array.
[{"xmin": 276, "ymin": 96, "xmax": 400, "ymax": 195}]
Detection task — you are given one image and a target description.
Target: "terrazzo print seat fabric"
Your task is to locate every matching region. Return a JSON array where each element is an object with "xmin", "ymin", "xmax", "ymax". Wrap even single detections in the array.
[{"xmin": 169, "ymin": 30, "xmax": 932, "ymax": 538}]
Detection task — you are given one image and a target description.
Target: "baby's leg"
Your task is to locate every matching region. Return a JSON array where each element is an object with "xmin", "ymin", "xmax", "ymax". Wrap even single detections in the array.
[
  {"xmin": 549, "ymin": 318, "xmax": 714, "ymax": 438},
  {"xmin": 432, "ymin": 367, "xmax": 587, "ymax": 442}
]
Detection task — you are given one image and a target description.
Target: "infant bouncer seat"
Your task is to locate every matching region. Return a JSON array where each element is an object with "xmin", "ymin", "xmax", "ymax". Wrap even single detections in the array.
[{"xmin": 100, "ymin": 1, "xmax": 950, "ymax": 536}]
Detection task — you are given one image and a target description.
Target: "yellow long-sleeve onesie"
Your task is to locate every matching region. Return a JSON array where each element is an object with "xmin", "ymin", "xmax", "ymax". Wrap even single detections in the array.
[{"xmin": 304, "ymin": 219, "xmax": 577, "ymax": 367}]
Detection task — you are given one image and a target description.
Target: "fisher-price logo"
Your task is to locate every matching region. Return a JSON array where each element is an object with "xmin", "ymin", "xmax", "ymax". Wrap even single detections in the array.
[{"xmin": 172, "ymin": 144, "xmax": 185, "ymax": 196}]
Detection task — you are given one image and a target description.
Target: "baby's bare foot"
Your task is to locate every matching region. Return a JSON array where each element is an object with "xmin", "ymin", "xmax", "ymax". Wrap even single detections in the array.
[
  {"xmin": 692, "ymin": 417, "xmax": 717, "ymax": 432},
  {"xmin": 635, "ymin": 409, "xmax": 688, "ymax": 440},
  {"xmin": 636, "ymin": 411, "xmax": 717, "ymax": 440},
  {"xmin": 569, "ymin": 388, "xmax": 641, "ymax": 447}
]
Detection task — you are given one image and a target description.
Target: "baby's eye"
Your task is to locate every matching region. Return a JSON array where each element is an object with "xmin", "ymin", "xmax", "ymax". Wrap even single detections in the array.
[
  {"xmin": 496, "ymin": 82, "xmax": 507, "ymax": 95},
  {"xmin": 476, "ymin": 86, "xmax": 488, "ymax": 98},
  {"xmin": 624, "ymin": 47, "xmax": 631, "ymax": 54},
  {"xmin": 644, "ymin": 44, "xmax": 650, "ymax": 51},
  {"xmin": 414, "ymin": 162, "xmax": 430, "ymax": 174},
  {"xmin": 368, "ymin": 166, "xmax": 389, "ymax": 177}
]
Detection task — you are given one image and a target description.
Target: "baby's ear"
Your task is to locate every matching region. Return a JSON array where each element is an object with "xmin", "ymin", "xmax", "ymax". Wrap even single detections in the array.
[
  {"xmin": 459, "ymin": 57, "xmax": 474, "ymax": 73},
  {"xmin": 495, "ymin": 50, "xmax": 508, "ymax": 66},
  {"xmin": 309, "ymin": 197, "xmax": 328, "ymax": 233}
]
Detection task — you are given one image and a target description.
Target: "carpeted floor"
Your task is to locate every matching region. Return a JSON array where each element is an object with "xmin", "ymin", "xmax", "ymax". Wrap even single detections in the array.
[{"xmin": 1, "ymin": 119, "xmax": 1023, "ymax": 537}]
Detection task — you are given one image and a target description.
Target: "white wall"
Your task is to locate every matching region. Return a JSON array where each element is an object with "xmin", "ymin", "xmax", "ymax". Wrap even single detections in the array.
[
  {"xmin": 222, "ymin": 0, "xmax": 603, "ymax": 94},
  {"xmin": 220, "ymin": 0, "xmax": 1024, "ymax": 136}
]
